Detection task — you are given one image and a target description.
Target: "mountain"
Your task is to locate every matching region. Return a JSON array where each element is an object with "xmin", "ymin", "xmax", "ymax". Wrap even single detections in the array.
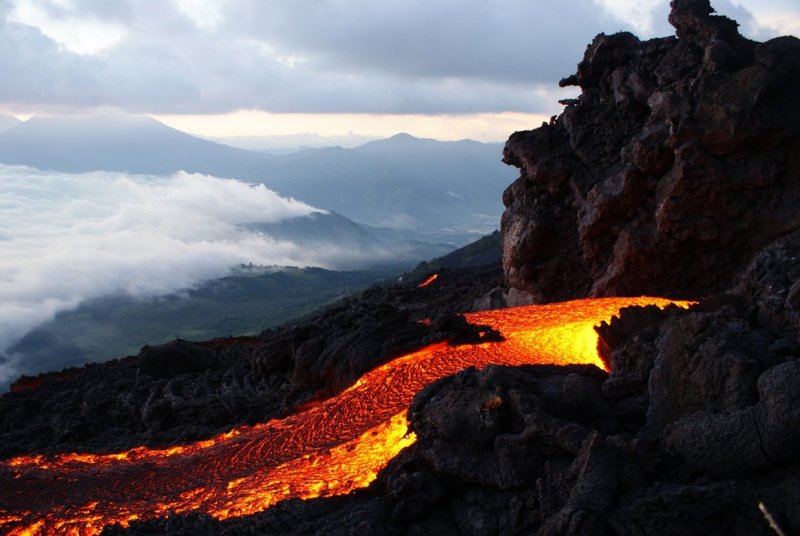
[
  {"xmin": 0, "ymin": 214, "xmax": 454, "ymax": 391},
  {"xmin": 248, "ymin": 211, "xmax": 455, "ymax": 268},
  {"xmin": 0, "ymin": 220, "xmax": 456, "ymax": 390},
  {"xmin": 0, "ymin": 113, "xmax": 21, "ymax": 134},
  {"xmin": 0, "ymin": 117, "xmax": 511, "ymax": 238},
  {"xmin": 259, "ymin": 134, "xmax": 514, "ymax": 235},
  {"xmin": 415, "ymin": 230, "xmax": 501, "ymax": 271},
  {"xmin": 404, "ymin": 230, "xmax": 501, "ymax": 283},
  {"xmin": 0, "ymin": 114, "xmax": 268, "ymax": 177}
]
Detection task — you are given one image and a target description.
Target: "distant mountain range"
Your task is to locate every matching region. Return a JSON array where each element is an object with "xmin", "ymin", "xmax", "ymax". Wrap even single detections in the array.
[
  {"xmin": 246, "ymin": 211, "xmax": 455, "ymax": 269},
  {"xmin": 0, "ymin": 114, "xmax": 513, "ymax": 239},
  {"xmin": 0, "ymin": 114, "xmax": 263, "ymax": 176},
  {"xmin": 407, "ymin": 230, "xmax": 501, "ymax": 278},
  {"xmin": 260, "ymin": 133, "xmax": 511, "ymax": 235}
]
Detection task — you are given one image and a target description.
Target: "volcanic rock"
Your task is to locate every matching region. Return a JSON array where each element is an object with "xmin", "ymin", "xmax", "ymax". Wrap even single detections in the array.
[
  {"xmin": 107, "ymin": 255, "xmax": 800, "ymax": 534},
  {"xmin": 0, "ymin": 264, "xmax": 502, "ymax": 458},
  {"xmin": 501, "ymin": 0, "xmax": 800, "ymax": 301}
]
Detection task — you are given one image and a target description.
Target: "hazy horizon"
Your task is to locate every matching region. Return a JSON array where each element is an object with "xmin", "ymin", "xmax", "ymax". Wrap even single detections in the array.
[
  {"xmin": 1, "ymin": 1, "xmax": 796, "ymax": 143},
  {"xmin": 0, "ymin": 112, "xmax": 509, "ymax": 151}
]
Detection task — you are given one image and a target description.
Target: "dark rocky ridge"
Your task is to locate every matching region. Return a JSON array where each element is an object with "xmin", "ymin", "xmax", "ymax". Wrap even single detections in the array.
[
  {"xmin": 0, "ymin": 265, "xmax": 502, "ymax": 458},
  {"xmin": 3, "ymin": 1, "xmax": 800, "ymax": 535},
  {"xmin": 501, "ymin": 0, "xmax": 800, "ymax": 302}
]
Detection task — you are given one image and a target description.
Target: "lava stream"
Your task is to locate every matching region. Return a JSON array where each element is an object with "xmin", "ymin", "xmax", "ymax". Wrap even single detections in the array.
[{"xmin": 0, "ymin": 297, "xmax": 687, "ymax": 535}]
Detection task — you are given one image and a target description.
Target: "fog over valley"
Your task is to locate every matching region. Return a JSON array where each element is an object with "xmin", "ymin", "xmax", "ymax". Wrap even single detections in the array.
[{"xmin": 0, "ymin": 165, "xmax": 444, "ymax": 388}]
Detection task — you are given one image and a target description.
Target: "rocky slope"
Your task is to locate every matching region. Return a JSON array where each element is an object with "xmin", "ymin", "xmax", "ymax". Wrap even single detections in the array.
[
  {"xmin": 2, "ymin": 1, "xmax": 800, "ymax": 535},
  {"xmin": 0, "ymin": 265, "xmax": 502, "ymax": 459},
  {"xmin": 99, "ymin": 238, "xmax": 800, "ymax": 535}
]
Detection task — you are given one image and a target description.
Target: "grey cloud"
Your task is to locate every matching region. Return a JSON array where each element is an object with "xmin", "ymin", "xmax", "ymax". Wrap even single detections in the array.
[
  {"xmin": 221, "ymin": 0, "xmax": 608, "ymax": 84},
  {"xmin": 0, "ymin": 0, "xmax": 618, "ymax": 114},
  {"xmin": 0, "ymin": 1, "xmax": 792, "ymax": 115},
  {"xmin": 0, "ymin": 12, "xmax": 558, "ymax": 114},
  {"xmin": 22, "ymin": 0, "xmax": 134, "ymax": 22},
  {"xmin": 0, "ymin": 22, "xmax": 95, "ymax": 101}
]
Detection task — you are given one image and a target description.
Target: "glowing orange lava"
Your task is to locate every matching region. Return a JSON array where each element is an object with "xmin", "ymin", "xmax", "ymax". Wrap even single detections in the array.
[
  {"xmin": 417, "ymin": 273, "xmax": 439, "ymax": 288},
  {"xmin": 0, "ymin": 297, "xmax": 689, "ymax": 535}
]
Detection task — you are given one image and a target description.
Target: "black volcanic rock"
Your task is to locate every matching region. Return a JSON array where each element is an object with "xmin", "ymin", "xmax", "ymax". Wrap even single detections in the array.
[
  {"xmin": 732, "ymin": 229, "xmax": 800, "ymax": 334},
  {"xmin": 0, "ymin": 264, "xmax": 502, "ymax": 459},
  {"xmin": 107, "ymin": 256, "xmax": 800, "ymax": 534},
  {"xmin": 138, "ymin": 340, "xmax": 220, "ymax": 379},
  {"xmin": 501, "ymin": 0, "xmax": 800, "ymax": 301}
]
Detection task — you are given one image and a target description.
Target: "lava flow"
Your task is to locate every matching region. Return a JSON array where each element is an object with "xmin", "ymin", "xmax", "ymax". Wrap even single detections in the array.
[
  {"xmin": 417, "ymin": 273, "xmax": 439, "ymax": 288},
  {"xmin": 0, "ymin": 297, "xmax": 687, "ymax": 535}
]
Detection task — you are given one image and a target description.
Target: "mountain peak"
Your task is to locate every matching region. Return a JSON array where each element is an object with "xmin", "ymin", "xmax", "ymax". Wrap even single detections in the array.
[
  {"xmin": 356, "ymin": 132, "xmax": 434, "ymax": 151},
  {"xmin": 19, "ymin": 113, "xmax": 175, "ymax": 134},
  {"xmin": 0, "ymin": 113, "xmax": 263, "ymax": 175},
  {"xmin": 387, "ymin": 132, "xmax": 419, "ymax": 141}
]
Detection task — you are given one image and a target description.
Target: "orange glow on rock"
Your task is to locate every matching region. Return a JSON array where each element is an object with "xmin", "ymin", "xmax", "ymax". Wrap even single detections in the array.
[
  {"xmin": 417, "ymin": 273, "xmax": 439, "ymax": 288},
  {"xmin": 0, "ymin": 297, "xmax": 690, "ymax": 535}
]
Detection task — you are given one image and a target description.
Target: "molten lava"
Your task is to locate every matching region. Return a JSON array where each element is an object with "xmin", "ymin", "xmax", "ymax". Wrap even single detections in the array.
[
  {"xmin": 0, "ymin": 297, "xmax": 687, "ymax": 535},
  {"xmin": 417, "ymin": 273, "xmax": 439, "ymax": 288}
]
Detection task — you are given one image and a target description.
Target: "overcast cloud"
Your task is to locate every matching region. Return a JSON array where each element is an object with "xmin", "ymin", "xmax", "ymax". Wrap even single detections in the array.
[
  {"xmin": 0, "ymin": 165, "xmax": 342, "ymax": 365},
  {"xmin": 1, "ymin": 0, "xmax": 793, "ymax": 116}
]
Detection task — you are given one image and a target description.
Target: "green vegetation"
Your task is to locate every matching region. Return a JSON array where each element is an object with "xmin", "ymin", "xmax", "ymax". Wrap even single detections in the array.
[
  {"xmin": 12, "ymin": 230, "xmax": 501, "ymax": 378},
  {"xmin": 406, "ymin": 230, "xmax": 501, "ymax": 281},
  {"xmin": 13, "ymin": 266, "xmax": 398, "ymax": 367}
]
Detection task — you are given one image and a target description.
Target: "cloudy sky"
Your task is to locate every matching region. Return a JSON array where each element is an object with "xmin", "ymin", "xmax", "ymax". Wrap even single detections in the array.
[{"xmin": 1, "ymin": 0, "xmax": 797, "ymax": 143}]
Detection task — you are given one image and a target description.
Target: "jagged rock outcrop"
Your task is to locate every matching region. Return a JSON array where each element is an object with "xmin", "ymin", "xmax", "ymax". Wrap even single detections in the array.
[{"xmin": 502, "ymin": 0, "xmax": 800, "ymax": 301}]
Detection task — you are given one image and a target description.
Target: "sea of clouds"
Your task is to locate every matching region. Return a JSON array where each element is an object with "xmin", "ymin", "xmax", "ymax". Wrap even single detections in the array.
[{"xmin": 0, "ymin": 164, "xmax": 377, "ymax": 387}]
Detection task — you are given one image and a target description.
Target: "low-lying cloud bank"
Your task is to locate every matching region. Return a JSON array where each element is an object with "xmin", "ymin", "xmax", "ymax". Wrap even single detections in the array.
[{"xmin": 0, "ymin": 165, "xmax": 388, "ymax": 387}]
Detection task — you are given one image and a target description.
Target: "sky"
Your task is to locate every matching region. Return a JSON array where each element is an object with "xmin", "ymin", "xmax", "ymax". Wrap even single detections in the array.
[{"xmin": 0, "ymin": 0, "xmax": 797, "ymax": 145}]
